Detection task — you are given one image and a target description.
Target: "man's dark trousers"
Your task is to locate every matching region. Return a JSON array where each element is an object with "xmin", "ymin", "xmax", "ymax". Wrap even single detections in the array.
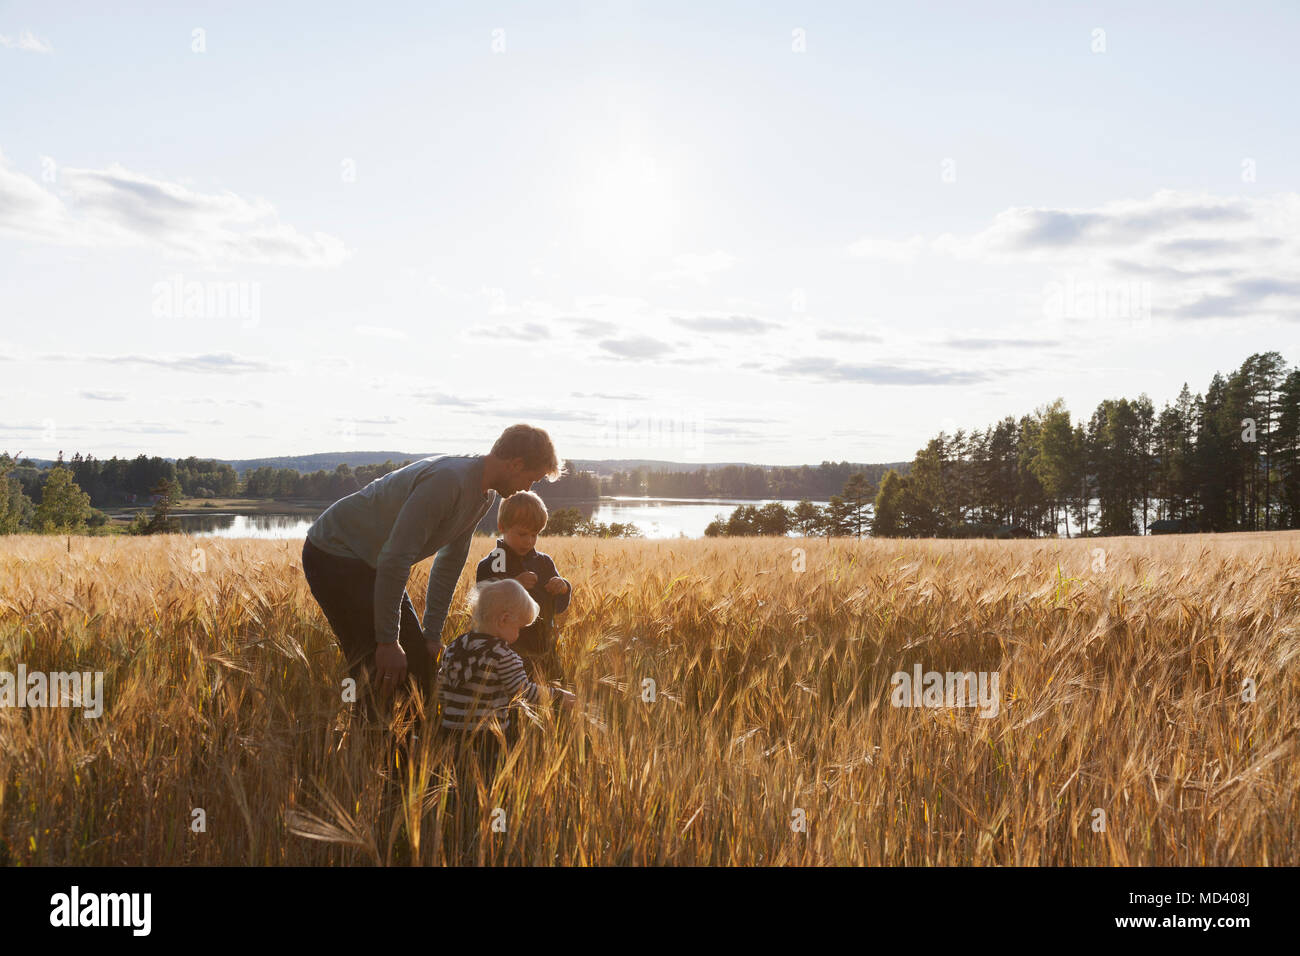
[{"xmin": 302, "ymin": 539, "xmax": 436, "ymax": 701}]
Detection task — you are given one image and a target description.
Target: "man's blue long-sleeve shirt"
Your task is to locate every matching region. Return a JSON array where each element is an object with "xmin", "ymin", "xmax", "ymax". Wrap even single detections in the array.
[{"xmin": 306, "ymin": 455, "xmax": 496, "ymax": 645}]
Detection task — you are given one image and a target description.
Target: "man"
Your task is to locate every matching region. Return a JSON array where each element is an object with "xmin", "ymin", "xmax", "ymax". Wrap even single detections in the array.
[{"xmin": 301, "ymin": 424, "xmax": 561, "ymax": 705}]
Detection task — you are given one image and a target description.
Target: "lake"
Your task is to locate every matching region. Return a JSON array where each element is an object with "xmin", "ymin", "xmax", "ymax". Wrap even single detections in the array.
[
  {"xmin": 583, "ymin": 496, "xmax": 820, "ymax": 538},
  {"xmin": 179, "ymin": 497, "xmax": 826, "ymax": 541},
  {"xmin": 177, "ymin": 513, "xmax": 316, "ymax": 539}
]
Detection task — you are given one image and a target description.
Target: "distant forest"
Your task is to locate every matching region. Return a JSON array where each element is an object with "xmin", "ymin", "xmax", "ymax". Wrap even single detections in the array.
[
  {"xmin": 868, "ymin": 350, "xmax": 1295, "ymax": 538},
  {"xmin": 703, "ymin": 351, "xmax": 1300, "ymax": 539},
  {"xmin": 0, "ymin": 448, "xmax": 903, "ymax": 536},
  {"xmin": 2, "ymin": 350, "xmax": 1293, "ymax": 538},
  {"xmin": 600, "ymin": 462, "xmax": 904, "ymax": 500},
  {"xmin": 0, "ymin": 449, "xmax": 898, "ymax": 511}
]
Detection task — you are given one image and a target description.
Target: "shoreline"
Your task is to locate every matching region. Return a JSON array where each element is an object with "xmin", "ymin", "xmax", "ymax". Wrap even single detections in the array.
[{"xmin": 106, "ymin": 493, "xmax": 833, "ymax": 521}]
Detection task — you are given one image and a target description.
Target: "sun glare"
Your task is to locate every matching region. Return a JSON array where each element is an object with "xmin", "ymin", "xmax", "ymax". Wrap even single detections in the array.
[{"xmin": 573, "ymin": 147, "xmax": 681, "ymax": 274}]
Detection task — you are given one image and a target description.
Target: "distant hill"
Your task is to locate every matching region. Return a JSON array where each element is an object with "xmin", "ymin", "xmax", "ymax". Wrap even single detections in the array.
[
  {"xmin": 15, "ymin": 451, "xmax": 909, "ymax": 477},
  {"xmin": 568, "ymin": 459, "xmax": 764, "ymax": 474},
  {"xmin": 222, "ymin": 453, "xmax": 892, "ymax": 476},
  {"xmin": 221, "ymin": 451, "xmax": 441, "ymax": 475},
  {"xmin": 221, "ymin": 452, "xmax": 850, "ymax": 475},
  {"xmin": 9, "ymin": 452, "xmax": 443, "ymax": 473},
  {"xmin": 568, "ymin": 458, "xmax": 912, "ymax": 476}
]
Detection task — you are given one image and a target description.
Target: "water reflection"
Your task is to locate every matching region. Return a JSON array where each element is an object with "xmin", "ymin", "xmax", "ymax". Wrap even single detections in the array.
[
  {"xmin": 479, "ymin": 497, "xmax": 818, "ymax": 539},
  {"xmin": 182, "ymin": 498, "xmax": 826, "ymax": 541},
  {"xmin": 179, "ymin": 514, "xmax": 316, "ymax": 539}
]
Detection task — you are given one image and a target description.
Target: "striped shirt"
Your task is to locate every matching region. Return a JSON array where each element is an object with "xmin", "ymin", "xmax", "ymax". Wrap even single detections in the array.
[{"xmin": 437, "ymin": 631, "xmax": 543, "ymax": 734}]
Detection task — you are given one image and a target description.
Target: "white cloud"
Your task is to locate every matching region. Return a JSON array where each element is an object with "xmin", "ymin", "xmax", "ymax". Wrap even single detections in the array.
[
  {"xmin": 774, "ymin": 356, "xmax": 994, "ymax": 386},
  {"xmin": 0, "ymin": 150, "xmax": 72, "ymax": 242},
  {"xmin": 79, "ymin": 390, "xmax": 128, "ymax": 401},
  {"xmin": 672, "ymin": 315, "xmax": 779, "ymax": 334},
  {"xmin": 0, "ymin": 152, "xmax": 348, "ymax": 267},
  {"xmin": 465, "ymin": 321, "xmax": 550, "ymax": 341},
  {"xmin": 852, "ymin": 191, "xmax": 1300, "ymax": 324},
  {"xmin": 62, "ymin": 352, "xmax": 278, "ymax": 374},
  {"xmin": 0, "ymin": 31, "xmax": 52, "ymax": 53},
  {"xmin": 598, "ymin": 335, "xmax": 675, "ymax": 360},
  {"xmin": 816, "ymin": 328, "xmax": 883, "ymax": 344},
  {"xmin": 927, "ymin": 191, "xmax": 1297, "ymax": 264},
  {"xmin": 939, "ymin": 334, "xmax": 1060, "ymax": 351}
]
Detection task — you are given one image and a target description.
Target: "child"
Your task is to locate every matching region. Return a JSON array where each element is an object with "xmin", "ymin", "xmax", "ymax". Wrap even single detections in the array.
[
  {"xmin": 436, "ymin": 579, "xmax": 573, "ymax": 751},
  {"xmin": 435, "ymin": 578, "xmax": 573, "ymax": 851},
  {"xmin": 475, "ymin": 490, "xmax": 572, "ymax": 683}
]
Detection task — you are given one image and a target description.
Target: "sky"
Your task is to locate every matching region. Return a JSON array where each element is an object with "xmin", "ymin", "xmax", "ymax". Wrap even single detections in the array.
[{"xmin": 2, "ymin": 0, "xmax": 1299, "ymax": 466}]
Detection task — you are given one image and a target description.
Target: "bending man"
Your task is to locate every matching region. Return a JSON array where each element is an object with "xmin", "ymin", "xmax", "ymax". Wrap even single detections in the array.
[{"xmin": 301, "ymin": 424, "xmax": 561, "ymax": 703}]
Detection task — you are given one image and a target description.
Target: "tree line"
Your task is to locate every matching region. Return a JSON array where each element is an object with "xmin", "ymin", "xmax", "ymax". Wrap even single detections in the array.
[
  {"xmin": 544, "ymin": 507, "xmax": 643, "ymax": 538},
  {"xmin": 602, "ymin": 461, "xmax": 905, "ymax": 500},
  {"xmin": 705, "ymin": 474, "xmax": 876, "ymax": 538},
  {"xmin": 0, "ymin": 452, "xmax": 608, "ymax": 536},
  {"xmin": 874, "ymin": 351, "xmax": 1297, "ymax": 537},
  {"xmin": 705, "ymin": 351, "xmax": 1299, "ymax": 539},
  {"xmin": 1, "ymin": 454, "xmax": 103, "ymax": 534},
  {"xmin": 2, "ymin": 452, "xmax": 898, "ymax": 520}
]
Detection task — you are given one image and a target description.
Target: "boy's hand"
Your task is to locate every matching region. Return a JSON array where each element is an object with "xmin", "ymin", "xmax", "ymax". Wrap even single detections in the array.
[
  {"xmin": 554, "ymin": 688, "xmax": 577, "ymax": 711},
  {"xmin": 544, "ymin": 576, "xmax": 570, "ymax": 595},
  {"xmin": 517, "ymin": 571, "xmax": 539, "ymax": 589}
]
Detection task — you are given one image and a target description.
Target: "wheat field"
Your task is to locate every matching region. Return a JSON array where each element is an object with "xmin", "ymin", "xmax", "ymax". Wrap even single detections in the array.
[{"xmin": 0, "ymin": 532, "xmax": 1297, "ymax": 865}]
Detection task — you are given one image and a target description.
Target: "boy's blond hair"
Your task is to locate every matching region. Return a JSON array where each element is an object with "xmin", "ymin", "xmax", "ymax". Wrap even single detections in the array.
[
  {"xmin": 498, "ymin": 490, "xmax": 548, "ymax": 533},
  {"xmin": 469, "ymin": 579, "xmax": 539, "ymax": 633},
  {"xmin": 491, "ymin": 423, "xmax": 562, "ymax": 481}
]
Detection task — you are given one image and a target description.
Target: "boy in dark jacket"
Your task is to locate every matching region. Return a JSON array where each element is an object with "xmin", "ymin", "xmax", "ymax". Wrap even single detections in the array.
[{"xmin": 475, "ymin": 491, "xmax": 571, "ymax": 682}]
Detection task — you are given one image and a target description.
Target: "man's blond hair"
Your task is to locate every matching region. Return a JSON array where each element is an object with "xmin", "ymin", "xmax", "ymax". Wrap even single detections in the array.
[
  {"xmin": 498, "ymin": 490, "xmax": 548, "ymax": 533},
  {"xmin": 491, "ymin": 423, "xmax": 562, "ymax": 480}
]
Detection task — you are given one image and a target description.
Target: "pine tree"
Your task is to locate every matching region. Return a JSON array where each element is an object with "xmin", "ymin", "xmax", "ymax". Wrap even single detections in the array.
[
  {"xmin": 1277, "ymin": 370, "xmax": 1300, "ymax": 527},
  {"xmin": 1245, "ymin": 352, "xmax": 1287, "ymax": 529},
  {"xmin": 792, "ymin": 499, "xmax": 823, "ymax": 536},
  {"xmin": 841, "ymin": 473, "xmax": 874, "ymax": 538},
  {"xmin": 131, "ymin": 478, "xmax": 183, "ymax": 534},
  {"xmin": 872, "ymin": 472, "xmax": 905, "ymax": 537},
  {"xmin": 1030, "ymin": 400, "xmax": 1076, "ymax": 537},
  {"xmin": 824, "ymin": 495, "xmax": 853, "ymax": 538}
]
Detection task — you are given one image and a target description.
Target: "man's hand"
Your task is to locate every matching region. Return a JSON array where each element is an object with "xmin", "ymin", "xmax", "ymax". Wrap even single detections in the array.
[
  {"xmin": 544, "ymin": 576, "xmax": 570, "ymax": 596},
  {"xmin": 374, "ymin": 640, "xmax": 407, "ymax": 692},
  {"xmin": 517, "ymin": 571, "xmax": 539, "ymax": 589}
]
